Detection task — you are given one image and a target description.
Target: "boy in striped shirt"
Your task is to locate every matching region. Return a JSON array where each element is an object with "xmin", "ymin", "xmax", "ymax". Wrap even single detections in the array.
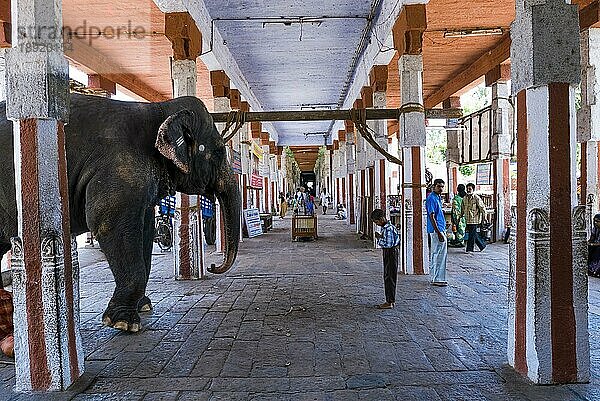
[{"xmin": 371, "ymin": 209, "xmax": 400, "ymax": 309}]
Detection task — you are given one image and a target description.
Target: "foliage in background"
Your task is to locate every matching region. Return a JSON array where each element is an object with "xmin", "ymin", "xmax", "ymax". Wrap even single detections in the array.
[
  {"xmin": 461, "ymin": 86, "xmax": 491, "ymax": 115},
  {"xmin": 284, "ymin": 146, "xmax": 301, "ymax": 189},
  {"xmin": 313, "ymin": 146, "xmax": 328, "ymax": 192},
  {"xmin": 426, "ymin": 127, "xmax": 447, "ymax": 165}
]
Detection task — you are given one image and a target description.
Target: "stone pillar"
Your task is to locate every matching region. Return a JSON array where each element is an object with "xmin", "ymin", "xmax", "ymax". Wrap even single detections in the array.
[
  {"xmin": 395, "ymin": 51, "xmax": 428, "ymax": 274},
  {"xmin": 165, "ymin": 12, "xmax": 203, "ymax": 280},
  {"xmin": 354, "ymin": 99, "xmax": 367, "ymax": 233},
  {"xmin": 444, "ymin": 97, "xmax": 461, "ymax": 195},
  {"xmin": 7, "ymin": 0, "xmax": 84, "ymax": 390},
  {"xmin": 370, "ymin": 65, "xmax": 389, "ymax": 213},
  {"xmin": 338, "ymin": 137, "xmax": 348, "ymax": 216},
  {"xmin": 582, "ymin": 141, "xmax": 600, "ymax": 230},
  {"xmin": 345, "ymin": 121, "xmax": 357, "ymax": 225},
  {"xmin": 486, "ymin": 66, "xmax": 513, "ymax": 241},
  {"xmin": 508, "ymin": 0, "xmax": 588, "ymax": 384},
  {"xmin": 211, "ymin": 70, "xmax": 230, "ymax": 254},
  {"xmin": 241, "ymin": 101, "xmax": 251, "ymax": 210},
  {"xmin": 579, "ymin": 28, "xmax": 600, "ymax": 217},
  {"xmin": 260, "ymin": 142, "xmax": 270, "ymax": 213},
  {"xmin": 393, "ymin": 4, "xmax": 428, "ymax": 275}
]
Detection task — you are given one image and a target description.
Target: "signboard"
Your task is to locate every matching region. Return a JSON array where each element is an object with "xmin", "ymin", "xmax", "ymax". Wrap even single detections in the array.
[
  {"xmin": 476, "ymin": 163, "xmax": 492, "ymax": 186},
  {"xmin": 251, "ymin": 141, "xmax": 263, "ymax": 159},
  {"xmin": 231, "ymin": 150, "xmax": 242, "ymax": 174},
  {"xmin": 447, "ymin": 118, "xmax": 459, "ymax": 128},
  {"xmin": 243, "ymin": 208, "xmax": 263, "ymax": 238},
  {"xmin": 250, "ymin": 173, "xmax": 263, "ymax": 189}
]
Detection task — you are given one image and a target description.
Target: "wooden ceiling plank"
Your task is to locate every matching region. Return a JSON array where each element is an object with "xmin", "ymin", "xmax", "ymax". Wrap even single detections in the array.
[
  {"xmin": 66, "ymin": 37, "xmax": 168, "ymax": 102},
  {"xmin": 580, "ymin": 0, "xmax": 600, "ymax": 31},
  {"xmin": 424, "ymin": 34, "xmax": 511, "ymax": 109}
]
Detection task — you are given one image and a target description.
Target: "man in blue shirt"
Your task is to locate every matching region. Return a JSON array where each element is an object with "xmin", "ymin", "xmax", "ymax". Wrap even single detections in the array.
[
  {"xmin": 371, "ymin": 209, "xmax": 400, "ymax": 309},
  {"xmin": 426, "ymin": 178, "xmax": 448, "ymax": 286}
]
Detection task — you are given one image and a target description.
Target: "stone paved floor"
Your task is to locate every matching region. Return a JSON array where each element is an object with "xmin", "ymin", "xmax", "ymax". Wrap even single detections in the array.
[{"xmin": 1, "ymin": 214, "xmax": 600, "ymax": 400}]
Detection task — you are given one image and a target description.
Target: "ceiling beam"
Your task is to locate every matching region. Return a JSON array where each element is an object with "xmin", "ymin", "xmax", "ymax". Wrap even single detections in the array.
[
  {"xmin": 424, "ymin": 34, "xmax": 511, "ymax": 109},
  {"xmin": 212, "ymin": 107, "xmax": 462, "ymax": 123},
  {"xmin": 580, "ymin": 0, "xmax": 600, "ymax": 31},
  {"xmin": 65, "ymin": 37, "xmax": 168, "ymax": 102}
]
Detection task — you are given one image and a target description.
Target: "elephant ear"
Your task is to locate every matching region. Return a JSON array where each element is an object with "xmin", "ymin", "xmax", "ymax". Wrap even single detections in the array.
[{"xmin": 156, "ymin": 110, "xmax": 196, "ymax": 174}]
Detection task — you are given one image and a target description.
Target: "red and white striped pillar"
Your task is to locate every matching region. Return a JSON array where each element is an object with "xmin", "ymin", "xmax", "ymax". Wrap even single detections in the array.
[
  {"xmin": 370, "ymin": 66, "xmax": 389, "ymax": 212},
  {"xmin": 240, "ymin": 101, "xmax": 251, "ymax": 211},
  {"xmin": 353, "ymin": 98, "xmax": 367, "ymax": 234},
  {"xmin": 7, "ymin": 0, "xmax": 84, "ymax": 390},
  {"xmin": 344, "ymin": 120, "xmax": 357, "ymax": 224},
  {"xmin": 397, "ymin": 56, "xmax": 427, "ymax": 275},
  {"xmin": 508, "ymin": 0, "xmax": 589, "ymax": 383},
  {"xmin": 393, "ymin": 4, "xmax": 428, "ymax": 275},
  {"xmin": 166, "ymin": 12, "xmax": 204, "ymax": 280},
  {"xmin": 359, "ymin": 169, "xmax": 366, "ymax": 234},
  {"xmin": 211, "ymin": 70, "xmax": 230, "ymax": 254}
]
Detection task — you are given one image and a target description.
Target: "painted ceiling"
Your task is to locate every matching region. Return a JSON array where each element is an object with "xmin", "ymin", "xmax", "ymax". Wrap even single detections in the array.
[{"xmin": 201, "ymin": 1, "xmax": 383, "ymax": 146}]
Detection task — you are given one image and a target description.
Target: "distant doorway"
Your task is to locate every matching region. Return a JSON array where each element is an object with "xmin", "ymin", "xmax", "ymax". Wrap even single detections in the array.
[{"xmin": 300, "ymin": 172, "xmax": 317, "ymax": 197}]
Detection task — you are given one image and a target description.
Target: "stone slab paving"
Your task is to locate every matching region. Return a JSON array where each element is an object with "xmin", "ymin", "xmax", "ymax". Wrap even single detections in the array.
[{"xmin": 1, "ymin": 213, "xmax": 600, "ymax": 400}]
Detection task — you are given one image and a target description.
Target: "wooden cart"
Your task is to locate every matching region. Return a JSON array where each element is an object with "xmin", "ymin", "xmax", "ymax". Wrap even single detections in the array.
[{"xmin": 291, "ymin": 215, "xmax": 318, "ymax": 241}]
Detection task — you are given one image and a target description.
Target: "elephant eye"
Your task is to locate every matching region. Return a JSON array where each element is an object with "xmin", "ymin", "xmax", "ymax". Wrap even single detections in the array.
[{"xmin": 198, "ymin": 144, "xmax": 205, "ymax": 152}]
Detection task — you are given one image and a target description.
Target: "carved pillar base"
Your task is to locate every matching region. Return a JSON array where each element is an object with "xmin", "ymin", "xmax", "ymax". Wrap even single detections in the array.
[
  {"xmin": 508, "ymin": 207, "xmax": 589, "ymax": 384},
  {"xmin": 11, "ymin": 235, "xmax": 84, "ymax": 391}
]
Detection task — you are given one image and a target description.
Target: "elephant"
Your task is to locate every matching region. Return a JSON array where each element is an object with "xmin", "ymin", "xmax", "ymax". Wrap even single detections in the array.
[{"xmin": 0, "ymin": 93, "xmax": 241, "ymax": 332}]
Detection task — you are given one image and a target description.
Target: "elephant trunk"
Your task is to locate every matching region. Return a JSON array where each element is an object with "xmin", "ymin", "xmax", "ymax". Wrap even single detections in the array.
[{"xmin": 208, "ymin": 173, "xmax": 241, "ymax": 274}]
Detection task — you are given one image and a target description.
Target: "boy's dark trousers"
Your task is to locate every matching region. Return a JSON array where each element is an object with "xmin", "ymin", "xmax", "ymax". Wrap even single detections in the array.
[{"xmin": 383, "ymin": 246, "xmax": 399, "ymax": 303}]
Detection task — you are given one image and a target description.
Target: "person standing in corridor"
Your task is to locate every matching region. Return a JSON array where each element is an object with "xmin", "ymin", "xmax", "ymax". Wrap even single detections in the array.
[
  {"xmin": 371, "ymin": 209, "xmax": 400, "ymax": 309},
  {"xmin": 426, "ymin": 178, "xmax": 448, "ymax": 286},
  {"xmin": 279, "ymin": 191, "xmax": 288, "ymax": 219},
  {"xmin": 461, "ymin": 183, "xmax": 487, "ymax": 253},
  {"xmin": 320, "ymin": 190, "xmax": 329, "ymax": 215}
]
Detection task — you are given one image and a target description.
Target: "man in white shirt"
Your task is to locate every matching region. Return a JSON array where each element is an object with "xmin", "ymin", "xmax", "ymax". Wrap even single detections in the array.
[{"xmin": 319, "ymin": 190, "xmax": 329, "ymax": 214}]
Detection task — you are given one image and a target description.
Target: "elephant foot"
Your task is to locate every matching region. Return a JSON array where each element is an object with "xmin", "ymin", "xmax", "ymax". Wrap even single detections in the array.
[
  {"xmin": 137, "ymin": 296, "xmax": 153, "ymax": 313},
  {"xmin": 102, "ymin": 305, "xmax": 141, "ymax": 333}
]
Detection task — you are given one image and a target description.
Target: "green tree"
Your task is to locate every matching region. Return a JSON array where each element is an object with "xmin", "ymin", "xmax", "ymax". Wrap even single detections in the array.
[
  {"xmin": 426, "ymin": 127, "xmax": 447, "ymax": 165},
  {"xmin": 459, "ymin": 165, "xmax": 475, "ymax": 177},
  {"xmin": 462, "ymin": 86, "xmax": 491, "ymax": 115}
]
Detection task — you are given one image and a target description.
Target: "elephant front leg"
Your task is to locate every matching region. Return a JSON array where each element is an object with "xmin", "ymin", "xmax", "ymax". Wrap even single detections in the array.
[
  {"xmin": 94, "ymin": 216, "xmax": 148, "ymax": 333},
  {"xmin": 137, "ymin": 207, "xmax": 155, "ymax": 313}
]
